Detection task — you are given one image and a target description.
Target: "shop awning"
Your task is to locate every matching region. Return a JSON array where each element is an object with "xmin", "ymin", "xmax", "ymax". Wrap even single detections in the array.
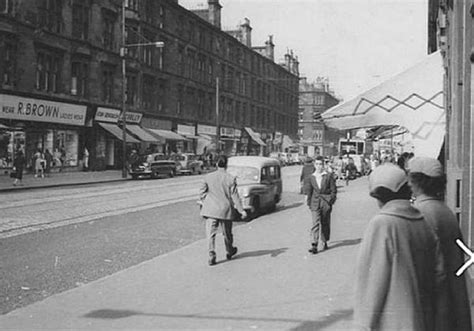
[
  {"xmin": 282, "ymin": 135, "xmax": 295, "ymax": 150},
  {"xmin": 146, "ymin": 128, "xmax": 186, "ymax": 141},
  {"xmin": 321, "ymin": 51, "xmax": 445, "ymax": 157},
  {"xmin": 197, "ymin": 134, "xmax": 216, "ymax": 154},
  {"xmin": 98, "ymin": 122, "xmax": 140, "ymax": 143},
  {"xmin": 127, "ymin": 124, "xmax": 163, "ymax": 143},
  {"xmin": 244, "ymin": 127, "xmax": 266, "ymax": 146}
]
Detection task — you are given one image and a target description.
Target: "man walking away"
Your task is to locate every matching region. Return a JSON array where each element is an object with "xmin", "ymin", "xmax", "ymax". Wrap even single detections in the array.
[
  {"xmin": 303, "ymin": 155, "xmax": 337, "ymax": 254},
  {"xmin": 199, "ymin": 155, "xmax": 247, "ymax": 266}
]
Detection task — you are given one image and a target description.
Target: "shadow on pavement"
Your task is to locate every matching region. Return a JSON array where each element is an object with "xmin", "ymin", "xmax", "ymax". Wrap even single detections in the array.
[
  {"xmin": 236, "ymin": 247, "xmax": 288, "ymax": 259},
  {"xmin": 83, "ymin": 307, "xmax": 353, "ymax": 329},
  {"xmin": 289, "ymin": 308, "xmax": 353, "ymax": 330},
  {"xmin": 278, "ymin": 202, "xmax": 304, "ymax": 211},
  {"xmin": 329, "ymin": 239, "xmax": 361, "ymax": 250},
  {"xmin": 84, "ymin": 308, "xmax": 307, "ymax": 324}
]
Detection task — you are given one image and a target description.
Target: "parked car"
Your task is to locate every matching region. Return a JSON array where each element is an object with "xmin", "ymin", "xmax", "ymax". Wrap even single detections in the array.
[
  {"xmin": 129, "ymin": 153, "xmax": 177, "ymax": 179},
  {"xmin": 171, "ymin": 153, "xmax": 204, "ymax": 175},
  {"xmin": 227, "ymin": 156, "xmax": 282, "ymax": 219}
]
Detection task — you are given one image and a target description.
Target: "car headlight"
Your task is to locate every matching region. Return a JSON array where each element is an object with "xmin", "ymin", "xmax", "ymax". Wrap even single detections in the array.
[{"xmin": 239, "ymin": 188, "xmax": 250, "ymax": 198}]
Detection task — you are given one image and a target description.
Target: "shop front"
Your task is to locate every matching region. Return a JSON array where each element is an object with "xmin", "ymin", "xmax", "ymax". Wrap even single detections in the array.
[
  {"xmin": 241, "ymin": 127, "xmax": 266, "ymax": 156},
  {"xmin": 220, "ymin": 127, "xmax": 240, "ymax": 156},
  {"xmin": 0, "ymin": 94, "xmax": 88, "ymax": 172},
  {"xmin": 177, "ymin": 124, "xmax": 198, "ymax": 153},
  {"xmin": 197, "ymin": 124, "xmax": 217, "ymax": 155}
]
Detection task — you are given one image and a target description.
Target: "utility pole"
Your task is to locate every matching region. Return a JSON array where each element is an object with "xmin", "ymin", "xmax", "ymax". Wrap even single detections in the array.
[
  {"xmin": 121, "ymin": 0, "xmax": 127, "ymax": 179},
  {"xmin": 215, "ymin": 76, "xmax": 220, "ymax": 153}
]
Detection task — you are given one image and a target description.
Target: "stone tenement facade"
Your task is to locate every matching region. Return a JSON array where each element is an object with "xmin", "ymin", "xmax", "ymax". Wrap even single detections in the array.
[{"xmin": 0, "ymin": 0, "xmax": 299, "ymax": 170}]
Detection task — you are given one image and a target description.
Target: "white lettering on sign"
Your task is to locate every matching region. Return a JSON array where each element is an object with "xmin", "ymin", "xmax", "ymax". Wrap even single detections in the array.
[
  {"xmin": 95, "ymin": 107, "xmax": 121, "ymax": 123},
  {"xmin": 0, "ymin": 94, "xmax": 87, "ymax": 126}
]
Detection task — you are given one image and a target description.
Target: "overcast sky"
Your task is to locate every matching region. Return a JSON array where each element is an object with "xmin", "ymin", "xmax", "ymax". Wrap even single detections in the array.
[{"xmin": 179, "ymin": 0, "xmax": 428, "ymax": 101}]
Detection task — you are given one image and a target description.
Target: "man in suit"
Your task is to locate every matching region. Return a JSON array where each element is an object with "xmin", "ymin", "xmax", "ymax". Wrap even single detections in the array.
[
  {"xmin": 199, "ymin": 155, "xmax": 247, "ymax": 266},
  {"xmin": 303, "ymin": 155, "xmax": 337, "ymax": 254}
]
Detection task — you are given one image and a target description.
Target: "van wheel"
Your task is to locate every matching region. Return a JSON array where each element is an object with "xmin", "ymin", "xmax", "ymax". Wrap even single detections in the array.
[
  {"xmin": 250, "ymin": 197, "xmax": 260, "ymax": 220},
  {"xmin": 268, "ymin": 196, "xmax": 278, "ymax": 212},
  {"xmin": 151, "ymin": 171, "xmax": 158, "ymax": 179}
]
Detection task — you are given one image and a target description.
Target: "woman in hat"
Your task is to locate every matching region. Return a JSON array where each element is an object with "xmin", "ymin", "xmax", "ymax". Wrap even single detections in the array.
[
  {"xmin": 407, "ymin": 157, "xmax": 471, "ymax": 331},
  {"xmin": 354, "ymin": 164, "xmax": 447, "ymax": 330}
]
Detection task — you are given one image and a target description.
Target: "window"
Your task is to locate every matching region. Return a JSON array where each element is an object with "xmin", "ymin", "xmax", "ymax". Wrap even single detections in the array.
[
  {"xmin": 101, "ymin": 64, "xmax": 115, "ymax": 103},
  {"xmin": 3, "ymin": 38, "xmax": 16, "ymax": 86},
  {"xmin": 72, "ymin": 1, "xmax": 90, "ymax": 40},
  {"xmin": 102, "ymin": 11, "xmax": 116, "ymax": 50},
  {"xmin": 71, "ymin": 59, "xmax": 89, "ymax": 97},
  {"xmin": 125, "ymin": 24, "xmax": 139, "ymax": 59},
  {"xmin": 125, "ymin": 72, "xmax": 137, "ymax": 106},
  {"xmin": 0, "ymin": 0, "xmax": 12, "ymax": 13},
  {"xmin": 142, "ymin": 75, "xmax": 155, "ymax": 110},
  {"xmin": 38, "ymin": 0, "xmax": 62, "ymax": 33},
  {"xmin": 314, "ymin": 95, "xmax": 325, "ymax": 105},
  {"xmin": 36, "ymin": 50, "xmax": 61, "ymax": 92},
  {"xmin": 159, "ymin": 5, "xmax": 165, "ymax": 29},
  {"xmin": 125, "ymin": 0, "xmax": 139, "ymax": 11},
  {"xmin": 142, "ymin": 31, "xmax": 154, "ymax": 66}
]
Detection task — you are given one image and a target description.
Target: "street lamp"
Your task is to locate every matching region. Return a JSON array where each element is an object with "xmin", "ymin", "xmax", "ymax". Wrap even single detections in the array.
[{"xmin": 120, "ymin": 1, "xmax": 164, "ymax": 178}]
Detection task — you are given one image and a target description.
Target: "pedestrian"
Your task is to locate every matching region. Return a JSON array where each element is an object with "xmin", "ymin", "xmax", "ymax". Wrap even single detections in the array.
[
  {"xmin": 127, "ymin": 149, "xmax": 139, "ymax": 172},
  {"xmin": 12, "ymin": 150, "xmax": 26, "ymax": 186},
  {"xmin": 343, "ymin": 157, "xmax": 358, "ymax": 185},
  {"xmin": 83, "ymin": 147, "xmax": 89, "ymax": 171},
  {"xmin": 44, "ymin": 149, "xmax": 53, "ymax": 177},
  {"xmin": 34, "ymin": 149, "xmax": 45, "ymax": 178},
  {"xmin": 303, "ymin": 155, "xmax": 337, "ymax": 254},
  {"xmin": 407, "ymin": 157, "xmax": 472, "ymax": 331},
  {"xmin": 299, "ymin": 156, "xmax": 314, "ymax": 194},
  {"xmin": 199, "ymin": 155, "xmax": 247, "ymax": 266},
  {"xmin": 354, "ymin": 164, "xmax": 447, "ymax": 331}
]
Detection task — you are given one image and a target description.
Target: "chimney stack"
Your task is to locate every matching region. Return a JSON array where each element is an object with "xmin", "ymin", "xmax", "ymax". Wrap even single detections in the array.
[
  {"xmin": 240, "ymin": 18, "xmax": 252, "ymax": 47},
  {"xmin": 208, "ymin": 0, "xmax": 222, "ymax": 29},
  {"xmin": 265, "ymin": 35, "xmax": 274, "ymax": 61}
]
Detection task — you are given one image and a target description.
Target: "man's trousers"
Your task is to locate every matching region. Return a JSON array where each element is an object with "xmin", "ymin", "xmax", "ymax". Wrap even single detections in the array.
[{"xmin": 206, "ymin": 218, "xmax": 233, "ymax": 256}]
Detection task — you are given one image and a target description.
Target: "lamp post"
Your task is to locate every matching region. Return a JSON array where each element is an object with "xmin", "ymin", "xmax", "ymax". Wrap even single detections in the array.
[
  {"xmin": 120, "ymin": 1, "xmax": 164, "ymax": 178},
  {"xmin": 215, "ymin": 76, "xmax": 220, "ymax": 154}
]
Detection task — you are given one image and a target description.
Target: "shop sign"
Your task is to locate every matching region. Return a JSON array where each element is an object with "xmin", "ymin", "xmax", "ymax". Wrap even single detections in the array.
[
  {"xmin": 142, "ymin": 118, "xmax": 172, "ymax": 130},
  {"xmin": 177, "ymin": 124, "xmax": 195, "ymax": 136},
  {"xmin": 197, "ymin": 124, "xmax": 216, "ymax": 135},
  {"xmin": 95, "ymin": 107, "xmax": 120, "ymax": 123},
  {"xmin": 0, "ymin": 94, "xmax": 87, "ymax": 126},
  {"xmin": 120, "ymin": 111, "xmax": 142, "ymax": 124},
  {"xmin": 220, "ymin": 127, "xmax": 234, "ymax": 138}
]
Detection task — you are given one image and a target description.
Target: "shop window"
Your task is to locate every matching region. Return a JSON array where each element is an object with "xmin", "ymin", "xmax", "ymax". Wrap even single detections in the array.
[
  {"xmin": 36, "ymin": 50, "xmax": 61, "ymax": 93},
  {"xmin": 71, "ymin": 59, "xmax": 89, "ymax": 97},
  {"xmin": 102, "ymin": 64, "xmax": 115, "ymax": 103},
  {"xmin": 72, "ymin": 0, "xmax": 90, "ymax": 40},
  {"xmin": 102, "ymin": 10, "xmax": 116, "ymax": 51},
  {"xmin": 3, "ymin": 39, "xmax": 16, "ymax": 86},
  {"xmin": 38, "ymin": 0, "xmax": 62, "ymax": 33}
]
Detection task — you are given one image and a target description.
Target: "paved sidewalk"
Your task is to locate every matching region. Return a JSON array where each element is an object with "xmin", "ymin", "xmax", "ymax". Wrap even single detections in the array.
[
  {"xmin": 0, "ymin": 169, "xmax": 126, "ymax": 192},
  {"xmin": 0, "ymin": 177, "xmax": 378, "ymax": 330}
]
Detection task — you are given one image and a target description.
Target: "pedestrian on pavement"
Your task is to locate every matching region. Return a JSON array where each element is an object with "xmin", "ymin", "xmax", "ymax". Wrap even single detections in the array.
[
  {"xmin": 299, "ymin": 156, "xmax": 314, "ymax": 194},
  {"xmin": 199, "ymin": 155, "xmax": 247, "ymax": 266},
  {"xmin": 34, "ymin": 149, "xmax": 45, "ymax": 178},
  {"xmin": 354, "ymin": 164, "xmax": 447, "ymax": 331},
  {"xmin": 12, "ymin": 150, "xmax": 26, "ymax": 186},
  {"xmin": 127, "ymin": 149, "xmax": 139, "ymax": 172},
  {"xmin": 407, "ymin": 157, "xmax": 472, "ymax": 331},
  {"xmin": 303, "ymin": 155, "xmax": 337, "ymax": 254},
  {"xmin": 44, "ymin": 149, "xmax": 53, "ymax": 177},
  {"xmin": 83, "ymin": 147, "xmax": 89, "ymax": 171}
]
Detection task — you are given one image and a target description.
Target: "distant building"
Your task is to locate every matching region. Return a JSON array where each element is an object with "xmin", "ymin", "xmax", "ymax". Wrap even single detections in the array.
[
  {"xmin": 0, "ymin": 0, "xmax": 299, "ymax": 172},
  {"xmin": 298, "ymin": 78, "xmax": 343, "ymax": 157}
]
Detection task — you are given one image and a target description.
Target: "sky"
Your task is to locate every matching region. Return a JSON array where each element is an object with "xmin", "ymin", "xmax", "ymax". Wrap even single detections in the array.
[{"xmin": 179, "ymin": 0, "xmax": 428, "ymax": 101}]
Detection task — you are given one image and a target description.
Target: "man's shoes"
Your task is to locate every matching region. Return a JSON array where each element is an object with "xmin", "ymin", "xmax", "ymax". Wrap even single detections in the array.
[
  {"xmin": 226, "ymin": 247, "xmax": 238, "ymax": 260},
  {"xmin": 308, "ymin": 245, "xmax": 318, "ymax": 254},
  {"xmin": 208, "ymin": 252, "xmax": 216, "ymax": 266}
]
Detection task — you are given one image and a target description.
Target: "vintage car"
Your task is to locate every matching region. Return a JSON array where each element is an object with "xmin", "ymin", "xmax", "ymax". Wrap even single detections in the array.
[
  {"xmin": 129, "ymin": 153, "xmax": 177, "ymax": 179},
  {"xmin": 227, "ymin": 156, "xmax": 282, "ymax": 219},
  {"xmin": 171, "ymin": 153, "xmax": 204, "ymax": 175}
]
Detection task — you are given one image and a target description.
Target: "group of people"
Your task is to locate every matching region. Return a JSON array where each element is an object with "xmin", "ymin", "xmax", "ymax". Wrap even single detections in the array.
[
  {"xmin": 354, "ymin": 157, "xmax": 471, "ymax": 330},
  {"xmin": 197, "ymin": 152, "xmax": 472, "ymax": 330}
]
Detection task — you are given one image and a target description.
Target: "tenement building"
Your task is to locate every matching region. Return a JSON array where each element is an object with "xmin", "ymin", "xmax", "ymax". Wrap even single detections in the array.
[
  {"xmin": 0, "ymin": 0, "xmax": 299, "ymax": 172},
  {"xmin": 298, "ymin": 78, "xmax": 342, "ymax": 157}
]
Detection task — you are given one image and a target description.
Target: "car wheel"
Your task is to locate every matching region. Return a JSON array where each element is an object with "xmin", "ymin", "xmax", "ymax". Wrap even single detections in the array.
[
  {"xmin": 131, "ymin": 174, "xmax": 138, "ymax": 180},
  {"xmin": 151, "ymin": 171, "xmax": 158, "ymax": 179}
]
